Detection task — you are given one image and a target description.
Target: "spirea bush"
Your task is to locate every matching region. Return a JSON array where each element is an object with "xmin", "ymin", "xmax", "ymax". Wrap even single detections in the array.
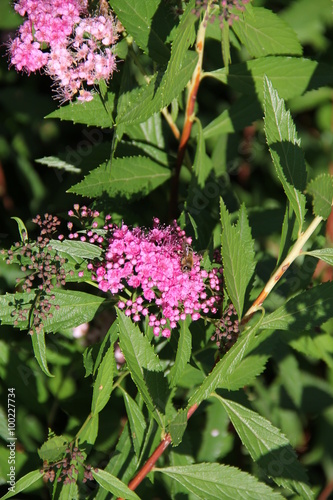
[{"xmin": 1, "ymin": 0, "xmax": 333, "ymax": 499}]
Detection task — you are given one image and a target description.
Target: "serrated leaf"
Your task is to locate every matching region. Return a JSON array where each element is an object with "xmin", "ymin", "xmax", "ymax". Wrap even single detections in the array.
[
  {"xmin": 91, "ymin": 341, "xmax": 115, "ymax": 415},
  {"xmin": 169, "ymin": 408, "xmax": 188, "ymax": 446},
  {"xmin": 305, "ymin": 248, "xmax": 333, "ymax": 266},
  {"xmin": 35, "ymin": 156, "xmax": 81, "ymax": 173},
  {"xmin": 219, "ymin": 398, "xmax": 313, "ymax": 499},
  {"xmin": 92, "ymin": 468, "xmax": 140, "ymax": 500},
  {"xmin": 59, "ymin": 481, "xmax": 79, "ymax": 500},
  {"xmin": 117, "ymin": 310, "xmax": 165, "ymax": 428},
  {"xmin": 0, "ymin": 470, "xmax": 43, "ymax": 500},
  {"xmin": 221, "ymin": 20, "xmax": 231, "ymax": 72},
  {"xmin": 122, "ymin": 391, "xmax": 146, "ymax": 457},
  {"xmin": 116, "ymin": 51, "xmax": 197, "ymax": 126},
  {"xmin": 220, "ymin": 200, "xmax": 255, "ymax": 318},
  {"xmin": 207, "ymin": 57, "xmax": 333, "ymax": 101},
  {"xmin": 111, "ymin": 0, "xmax": 170, "ymax": 63},
  {"xmin": 188, "ymin": 315, "xmax": 262, "ymax": 408},
  {"xmin": 11, "ymin": 216, "xmax": 28, "ymax": 242},
  {"xmin": 306, "ymin": 173, "xmax": 333, "ymax": 219},
  {"xmin": 203, "ymin": 96, "xmax": 262, "ymax": 137},
  {"xmin": 46, "ymin": 93, "xmax": 114, "ymax": 128},
  {"xmin": 38, "ymin": 435, "xmax": 68, "ymax": 462},
  {"xmin": 78, "ymin": 413, "xmax": 99, "ymax": 446},
  {"xmin": 156, "ymin": 463, "xmax": 284, "ymax": 499},
  {"xmin": 161, "ymin": 0, "xmax": 197, "ymax": 104},
  {"xmin": 49, "ymin": 239, "xmax": 103, "ymax": 260},
  {"xmin": 168, "ymin": 318, "xmax": 191, "ymax": 388},
  {"xmin": 264, "ymin": 77, "xmax": 306, "ymax": 231},
  {"xmin": 232, "ymin": 7, "xmax": 302, "ymax": 57},
  {"xmin": 31, "ymin": 330, "xmax": 54, "ymax": 377},
  {"xmin": 261, "ymin": 282, "xmax": 333, "ymax": 332},
  {"xmin": 68, "ymin": 157, "xmax": 171, "ymax": 199}
]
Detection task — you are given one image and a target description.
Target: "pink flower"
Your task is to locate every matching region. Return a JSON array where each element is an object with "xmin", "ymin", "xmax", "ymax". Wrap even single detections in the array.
[
  {"xmin": 8, "ymin": 0, "xmax": 118, "ymax": 102},
  {"xmin": 84, "ymin": 217, "xmax": 223, "ymax": 338}
]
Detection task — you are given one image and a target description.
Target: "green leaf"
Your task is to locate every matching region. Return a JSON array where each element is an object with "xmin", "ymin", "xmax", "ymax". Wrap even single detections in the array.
[
  {"xmin": 207, "ymin": 57, "xmax": 333, "ymax": 101},
  {"xmin": 161, "ymin": 0, "xmax": 197, "ymax": 104},
  {"xmin": 221, "ymin": 21, "xmax": 231, "ymax": 72},
  {"xmin": 168, "ymin": 318, "xmax": 192, "ymax": 388},
  {"xmin": 122, "ymin": 391, "xmax": 147, "ymax": 457},
  {"xmin": 68, "ymin": 157, "xmax": 171, "ymax": 199},
  {"xmin": 31, "ymin": 330, "xmax": 53, "ymax": 377},
  {"xmin": 306, "ymin": 173, "xmax": 333, "ymax": 219},
  {"xmin": 188, "ymin": 315, "xmax": 262, "ymax": 408},
  {"xmin": 0, "ymin": 470, "xmax": 43, "ymax": 500},
  {"xmin": 117, "ymin": 310, "xmax": 165, "ymax": 428},
  {"xmin": 91, "ymin": 341, "xmax": 115, "ymax": 415},
  {"xmin": 156, "ymin": 463, "xmax": 284, "ymax": 499},
  {"xmin": 203, "ymin": 96, "xmax": 262, "ymax": 137},
  {"xmin": 116, "ymin": 51, "xmax": 197, "ymax": 126},
  {"xmin": 59, "ymin": 481, "xmax": 79, "ymax": 500},
  {"xmin": 49, "ymin": 239, "xmax": 103, "ymax": 260},
  {"xmin": 111, "ymin": 0, "xmax": 170, "ymax": 63},
  {"xmin": 92, "ymin": 469, "xmax": 140, "ymax": 500},
  {"xmin": 304, "ymin": 248, "xmax": 333, "ymax": 266},
  {"xmin": 38, "ymin": 435, "xmax": 67, "ymax": 462},
  {"xmin": 264, "ymin": 77, "xmax": 306, "ymax": 231},
  {"xmin": 95, "ymin": 423, "xmax": 138, "ymax": 500},
  {"xmin": 169, "ymin": 408, "xmax": 188, "ymax": 446},
  {"xmin": 35, "ymin": 156, "xmax": 81, "ymax": 173},
  {"xmin": 11, "ymin": 216, "xmax": 28, "ymax": 243},
  {"xmin": 46, "ymin": 94, "xmax": 114, "ymax": 128},
  {"xmin": 220, "ymin": 200, "xmax": 255, "ymax": 318},
  {"xmin": 78, "ymin": 413, "xmax": 99, "ymax": 446},
  {"xmin": 232, "ymin": 7, "xmax": 302, "ymax": 57},
  {"xmin": 261, "ymin": 282, "xmax": 333, "ymax": 332},
  {"xmin": 218, "ymin": 398, "xmax": 313, "ymax": 499}
]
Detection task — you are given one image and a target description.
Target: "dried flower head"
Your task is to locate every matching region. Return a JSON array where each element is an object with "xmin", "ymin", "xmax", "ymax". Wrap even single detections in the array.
[
  {"xmin": 192, "ymin": 0, "xmax": 250, "ymax": 28},
  {"xmin": 211, "ymin": 303, "xmax": 239, "ymax": 352}
]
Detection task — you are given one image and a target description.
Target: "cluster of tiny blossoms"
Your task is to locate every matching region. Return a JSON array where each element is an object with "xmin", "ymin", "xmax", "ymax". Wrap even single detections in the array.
[
  {"xmin": 192, "ymin": 0, "xmax": 250, "ymax": 27},
  {"xmin": 8, "ymin": 0, "xmax": 118, "ymax": 102},
  {"xmin": 42, "ymin": 446, "xmax": 94, "ymax": 485},
  {"xmin": 65, "ymin": 209, "xmax": 222, "ymax": 338}
]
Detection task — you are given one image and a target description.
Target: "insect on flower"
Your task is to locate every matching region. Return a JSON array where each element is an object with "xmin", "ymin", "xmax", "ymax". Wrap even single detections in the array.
[{"xmin": 181, "ymin": 242, "xmax": 194, "ymax": 272}]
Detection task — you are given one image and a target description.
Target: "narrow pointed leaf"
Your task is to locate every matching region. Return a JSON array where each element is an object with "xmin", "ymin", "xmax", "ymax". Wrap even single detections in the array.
[
  {"xmin": 31, "ymin": 330, "xmax": 53, "ymax": 377},
  {"xmin": 122, "ymin": 391, "xmax": 146, "ymax": 457},
  {"xmin": 220, "ymin": 200, "xmax": 255, "ymax": 318},
  {"xmin": 46, "ymin": 94, "xmax": 114, "ymax": 127},
  {"xmin": 188, "ymin": 315, "xmax": 262, "ymax": 408},
  {"xmin": 117, "ymin": 310, "xmax": 165, "ymax": 428},
  {"xmin": 0, "ymin": 470, "xmax": 43, "ymax": 500},
  {"xmin": 264, "ymin": 77, "xmax": 306, "ymax": 230},
  {"xmin": 168, "ymin": 318, "xmax": 192, "ymax": 388},
  {"xmin": 91, "ymin": 340, "xmax": 115, "ymax": 415},
  {"xmin": 93, "ymin": 469, "xmax": 140, "ymax": 500},
  {"xmin": 156, "ymin": 463, "xmax": 284, "ymax": 499},
  {"xmin": 219, "ymin": 398, "xmax": 313, "ymax": 499}
]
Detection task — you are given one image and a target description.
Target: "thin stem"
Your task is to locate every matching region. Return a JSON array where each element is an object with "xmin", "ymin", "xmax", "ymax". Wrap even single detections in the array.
[
  {"xmin": 242, "ymin": 215, "xmax": 323, "ymax": 323},
  {"xmin": 117, "ymin": 403, "xmax": 198, "ymax": 500},
  {"xmin": 169, "ymin": 4, "xmax": 212, "ymax": 219}
]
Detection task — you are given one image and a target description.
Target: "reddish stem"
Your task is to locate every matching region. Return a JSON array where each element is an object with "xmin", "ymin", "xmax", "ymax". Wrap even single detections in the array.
[{"xmin": 117, "ymin": 404, "xmax": 198, "ymax": 499}]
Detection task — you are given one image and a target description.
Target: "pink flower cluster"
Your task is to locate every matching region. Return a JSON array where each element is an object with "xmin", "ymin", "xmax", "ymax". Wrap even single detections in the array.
[
  {"xmin": 82, "ymin": 216, "xmax": 222, "ymax": 338},
  {"xmin": 8, "ymin": 0, "xmax": 118, "ymax": 102}
]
